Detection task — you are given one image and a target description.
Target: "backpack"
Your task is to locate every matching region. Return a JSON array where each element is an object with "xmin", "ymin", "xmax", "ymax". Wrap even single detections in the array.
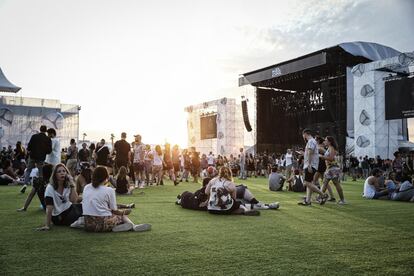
[
  {"xmin": 208, "ymin": 180, "xmax": 233, "ymax": 211},
  {"xmin": 292, "ymin": 175, "xmax": 305, "ymax": 192}
]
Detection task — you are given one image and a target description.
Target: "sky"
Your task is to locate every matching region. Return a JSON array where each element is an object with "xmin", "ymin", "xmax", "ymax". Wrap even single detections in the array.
[{"xmin": 0, "ymin": 0, "xmax": 413, "ymax": 146}]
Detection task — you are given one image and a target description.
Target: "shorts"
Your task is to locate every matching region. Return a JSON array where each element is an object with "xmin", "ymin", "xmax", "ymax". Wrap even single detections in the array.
[
  {"xmin": 133, "ymin": 162, "xmax": 145, "ymax": 173},
  {"xmin": 84, "ymin": 214, "xmax": 123, "ymax": 232},
  {"xmin": 324, "ymin": 166, "xmax": 341, "ymax": 180},
  {"xmin": 304, "ymin": 167, "xmax": 317, "ymax": 182},
  {"xmin": 116, "ymin": 160, "xmax": 129, "ymax": 170},
  {"xmin": 52, "ymin": 204, "xmax": 83, "ymax": 226},
  {"xmin": 173, "ymin": 163, "xmax": 180, "ymax": 172},
  {"xmin": 317, "ymin": 159, "xmax": 326, "ymax": 174}
]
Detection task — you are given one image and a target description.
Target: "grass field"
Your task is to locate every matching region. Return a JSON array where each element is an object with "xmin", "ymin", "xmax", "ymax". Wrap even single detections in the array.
[{"xmin": 1, "ymin": 178, "xmax": 413, "ymax": 275}]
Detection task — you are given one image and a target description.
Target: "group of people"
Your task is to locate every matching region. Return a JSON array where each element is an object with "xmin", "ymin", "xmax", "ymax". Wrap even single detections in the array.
[
  {"xmin": 362, "ymin": 151, "xmax": 414, "ymax": 202},
  {"xmin": 2, "ymin": 125, "xmax": 414, "ymax": 232}
]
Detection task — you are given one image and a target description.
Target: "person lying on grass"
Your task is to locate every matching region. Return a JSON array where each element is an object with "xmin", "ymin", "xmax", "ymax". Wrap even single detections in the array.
[
  {"xmin": 36, "ymin": 164, "xmax": 83, "ymax": 231},
  {"xmin": 176, "ymin": 166, "xmax": 279, "ymax": 214},
  {"xmin": 81, "ymin": 166, "xmax": 151, "ymax": 233}
]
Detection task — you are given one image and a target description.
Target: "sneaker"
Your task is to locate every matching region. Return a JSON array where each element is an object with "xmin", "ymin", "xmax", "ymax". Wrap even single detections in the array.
[
  {"xmin": 20, "ymin": 185, "xmax": 27, "ymax": 194},
  {"xmin": 126, "ymin": 203, "xmax": 135, "ymax": 209},
  {"xmin": 319, "ymin": 194, "xmax": 329, "ymax": 205},
  {"xmin": 328, "ymin": 198, "xmax": 336, "ymax": 202},
  {"xmin": 17, "ymin": 207, "xmax": 26, "ymax": 212},
  {"xmin": 174, "ymin": 181, "xmax": 179, "ymax": 186},
  {"xmin": 133, "ymin": 223, "xmax": 152, "ymax": 232},
  {"xmin": 70, "ymin": 217, "xmax": 85, "ymax": 229},
  {"xmin": 268, "ymin": 202, "xmax": 280, "ymax": 210},
  {"xmin": 298, "ymin": 201, "xmax": 311, "ymax": 206},
  {"xmin": 244, "ymin": 210, "xmax": 260, "ymax": 216},
  {"xmin": 253, "ymin": 202, "xmax": 269, "ymax": 210},
  {"xmin": 112, "ymin": 222, "xmax": 134, "ymax": 232},
  {"xmin": 337, "ymin": 200, "xmax": 347, "ymax": 205}
]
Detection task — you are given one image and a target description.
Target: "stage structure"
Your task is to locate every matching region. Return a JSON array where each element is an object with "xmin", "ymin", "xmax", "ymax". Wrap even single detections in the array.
[
  {"xmin": 0, "ymin": 96, "xmax": 80, "ymax": 148},
  {"xmin": 352, "ymin": 52, "xmax": 414, "ymax": 158},
  {"xmin": 239, "ymin": 41, "xmax": 410, "ymax": 158},
  {"xmin": 185, "ymin": 98, "xmax": 244, "ymax": 155}
]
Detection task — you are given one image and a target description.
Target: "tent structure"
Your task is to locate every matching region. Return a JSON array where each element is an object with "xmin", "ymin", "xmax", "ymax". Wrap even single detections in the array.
[{"xmin": 0, "ymin": 67, "xmax": 21, "ymax": 93}]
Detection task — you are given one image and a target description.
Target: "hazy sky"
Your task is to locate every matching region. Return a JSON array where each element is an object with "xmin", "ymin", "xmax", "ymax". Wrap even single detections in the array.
[{"xmin": 1, "ymin": 0, "xmax": 413, "ymax": 146}]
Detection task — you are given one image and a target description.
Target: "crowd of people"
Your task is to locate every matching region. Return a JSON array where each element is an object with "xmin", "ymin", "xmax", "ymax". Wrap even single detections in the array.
[{"xmin": 1, "ymin": 125, "xmax": 413, "ymax": 231}]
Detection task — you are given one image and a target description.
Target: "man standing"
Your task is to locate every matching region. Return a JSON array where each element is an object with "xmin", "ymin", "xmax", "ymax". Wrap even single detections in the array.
[
  {"xmin": 239, "ymin": 148, "xmax": 246, "ymax": 180},
  {"xmin": 298, "ymin": 129, "xmax": 327, "ymax": 206},
  {"xmin": 113, "ymin": 132, "xmax": 131, "ymax": 174},
  {"xmin": 45, "ymin": 128, "xmax": 61, "ymax": 166},
  {"xmin": 207, "ymin": 152, "xmax": 215, "ymax": 167},
  {"xmin": 24, "ymin": 125, "xmax": 52, "ymax": 185},
  {"xmin": 78, "ymin": 143, "xmax": 90, "ymax": 164},
  {"xmin": 285, "ymin": 149, "xmax": 294, "ymax": 179},
  {"xmin": 132, "ymin": 134, "xmax": 145, "ymax": 187},
  {"xmin": 94, "ymin": 139, "xmax": 110, "ymax": 167}
]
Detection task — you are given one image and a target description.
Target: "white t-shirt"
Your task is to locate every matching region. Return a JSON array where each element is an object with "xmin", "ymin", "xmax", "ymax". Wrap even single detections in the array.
[
  {"xmin": 45, "ymin": 138, "xmax": 61, "ymax": 166},
  {"xmin": 363, "ymin": 177, "xmax": 376, "ymax": 199},
  {"xmin": 285, "ymin": 153, "xmax": 293, "ymax": 166},
  {"xmin": 44, "ymin": 184, "xmax": 72, "ymax": 216},
  {"xmin": 153, "ymin": 150, "xmax": 163, "ymax": 166},
  {"xmin": 207, "ymin": 154, "xmax": 215, "ymax": 165},
  {"xmin": 82, "ymin": 184, "xmax": 117, "ymax": 217},
  {"xmin": 304, "ymin": 138, "xmax": 319, "ymax": 170}
]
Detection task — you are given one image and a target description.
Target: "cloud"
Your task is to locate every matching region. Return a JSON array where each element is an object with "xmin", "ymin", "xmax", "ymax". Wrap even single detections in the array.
[{"xmin": 232, "ymin": 0, "xmax": 414, "ymax": 73}]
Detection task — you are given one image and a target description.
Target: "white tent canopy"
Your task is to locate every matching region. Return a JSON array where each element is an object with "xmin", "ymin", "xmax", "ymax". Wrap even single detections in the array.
[{"xmin": 0, "ymin": 67, "xmax": 21, "ymax": 93}]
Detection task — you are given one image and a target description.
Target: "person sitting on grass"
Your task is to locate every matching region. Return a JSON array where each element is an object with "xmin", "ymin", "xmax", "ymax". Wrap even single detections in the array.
[
  {"xmin": 82, "ymin": 166, "xmax": 151, "ymax": 232},
  {"xmin": 36, "ymin": 164, "xmax": 83, "ymax": 231},
  {"xmin": 269, "ymin": 165, "xmax": 286, "ymax": 191},
  {"xmin": 286, "ymin": 169, "xmax": 305, "ymax": 192},
  {"xmin": 176, "ymin": 166, "xmax": 279, "ymax": 211},
  {"xmin": 115, "ymin": 166, "xmax": 135, "ymax": 195},
  {"xmin": 363, "ymin": 168, "xmax": 391, "ymax": 199},
  {"xmin": 204, "ymin": 167, "xmax": 279, "ymax": 215},
  {"xmin": 17, "ymin": 164, "xmax": 54, "ymax": 212},
  {"xmin": 76, "ymin": 163, "xmax": 93, "ymax": 194},
  {"xmin": 385, "ymin": 172, "xmax": 414, "ymax": 202}
]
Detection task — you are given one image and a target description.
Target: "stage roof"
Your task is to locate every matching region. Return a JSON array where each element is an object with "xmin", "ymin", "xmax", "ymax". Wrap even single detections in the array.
[
  {"xmin": 0, "ymin": 67, "xmax": 21, "ymax": 93},
  {"xmin": 239, "ymin": 41, "xmax": 401, "ymax": 87}
]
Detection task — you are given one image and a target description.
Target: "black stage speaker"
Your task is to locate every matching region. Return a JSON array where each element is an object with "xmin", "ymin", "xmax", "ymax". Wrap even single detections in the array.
[{"xmin": 241, "ymin": 100, "xmax": 252, "ymax": 132}]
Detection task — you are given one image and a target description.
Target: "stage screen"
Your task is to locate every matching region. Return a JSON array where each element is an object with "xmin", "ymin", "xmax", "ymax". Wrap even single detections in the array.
[
  {"xmin": 200, "ymin": 114, "xmax": 217, "ymax": 140},
  {"xmin": 385, "ymin": 77, "xmax": 414, "ymax": 120}
]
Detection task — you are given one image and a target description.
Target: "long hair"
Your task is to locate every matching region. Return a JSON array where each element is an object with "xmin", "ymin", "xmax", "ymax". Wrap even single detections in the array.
[
  {"xmin": 326, "ymin": 136, "xmax": 338, "ymax": 151},
  {"xmin": 218, "ymin": 166, "xmax": 233, "ymax": 182},
  {"xmin": 155, "ymin": 145, "xmax": 162, "ymax": 156},
  {"xmin": 92, "ymin": 166, "xmax": 109, "ymax": 188},
  {"xmin": 116, "ymin": 166, "xmax": 127, "ymax": 180},
  {"xmin": 50, "ymin": 163, "xmax": 73, "ymax": 190}
]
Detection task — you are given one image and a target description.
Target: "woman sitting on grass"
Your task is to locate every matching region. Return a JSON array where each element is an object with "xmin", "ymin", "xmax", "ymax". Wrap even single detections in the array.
[
  {"xmin": 177, "ymin": 166, "xmax": 279, "ymax": 212},
  {"xmin": 82, "ymin": 166, "xmax": 151, "ymax": 232},
  {"xmin": 205, "ymin": 167, "xmax": 263, "ymax": 216},
  {"xmin": 75, "ymin": 164, "xmax": 93, "ymax": 194},
  {"xmin": 115, "ymin": 166, "xmax": 135, "ymax": 195},
  {"xmin": 36, "ymin": 164, "xmax": 83, "ymax": 231}
]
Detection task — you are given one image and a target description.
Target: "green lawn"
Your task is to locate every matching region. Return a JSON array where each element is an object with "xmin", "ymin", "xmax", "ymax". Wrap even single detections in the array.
[{"xmin": 1, "ymin": 178, "xmax": 413, "ymax": 275}]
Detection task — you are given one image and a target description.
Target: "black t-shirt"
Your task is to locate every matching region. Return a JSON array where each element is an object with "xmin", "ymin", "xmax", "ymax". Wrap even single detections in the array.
[
  {"xmin": 114, "ymin": 140, "xmax": 131, "ymax": 162},
  {"xmin": 95, "ymin": 146, "xmax": 110, "ymax": 166},
  {"xmin": 78, "ymin": 149, "xmax": 90, "ymax": 162}
]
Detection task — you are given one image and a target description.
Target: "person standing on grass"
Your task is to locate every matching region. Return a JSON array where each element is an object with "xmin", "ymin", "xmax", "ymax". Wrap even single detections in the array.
[
  {"xmin": 24, "ymin": 125, "xmax": 52, "ymax": 187},
  {"xmin": 66, "ymin": 139, "xmax": 78, "ymax": 177},
  {"xmin": 78, "ymin": 142, "xmax": 90, "ymax": 164},
  {"xmin": 45, "ymin": 128, "xmax": 61, "ymax": 166},
  {"xmin": 82, "ymin": 166, "xmax": 151, "ymax": 233},
  {"xmin": 239, "ymin": 148, "xmax": 246, "ymax": 180},
  {"xmin": 132, "ymin": 134, "xmax": 145, "ymax": 187},
  {"xmin": 152, "ymin": 145, "xmax": 164, "ymax": 185},
  {"xmin": 113, "ymin": 132, "xmax": 131, "ymax": 175},
  {"xmin": 314, "ymin": 136, "xmax": 335, "ymax": 201},
  {"xmin": 320, "ymin": 136, "xmax": 347, "ymax": 205},
  {"xmin": 36, "ymin": 164, "xmax": 82, "ymax": 231},
  {"xmin": 298, "ymin": 129, "xmax": 328, "ymax": 206}
]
